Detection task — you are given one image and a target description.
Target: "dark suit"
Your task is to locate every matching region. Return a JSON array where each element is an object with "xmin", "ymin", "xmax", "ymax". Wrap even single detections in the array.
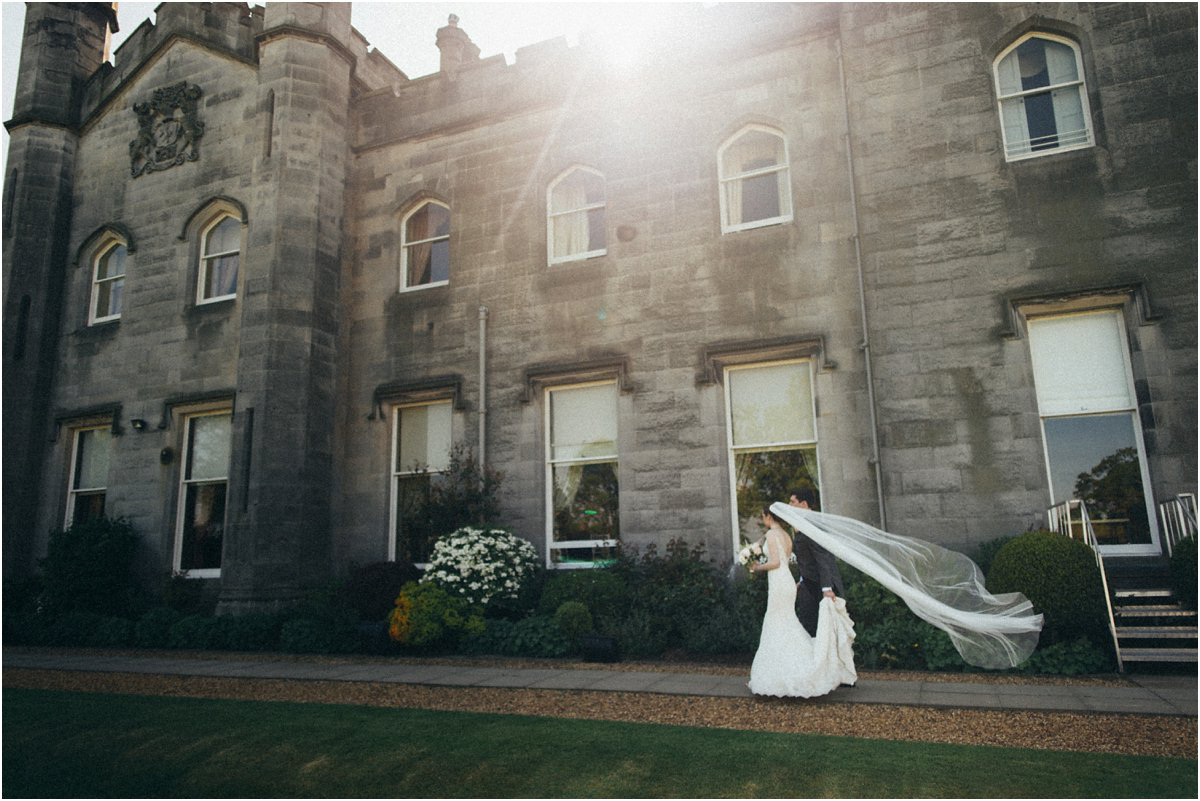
[{"xmin": 792, "ymin": 530, "xmax": 845, "ymax": 637}]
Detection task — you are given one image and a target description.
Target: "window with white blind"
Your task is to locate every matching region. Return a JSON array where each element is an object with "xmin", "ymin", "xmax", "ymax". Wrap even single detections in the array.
[
  {"xmin": 994, "ymin": 33, "xmax": 1093, "ymax": 161},
  {"xmin": 725, "ymin": 361, "xmax": 820, "ymax": 547},
  {"xmin": 548, "ymin": 166, "xmax": 607, "ymax": 265},
  {"xmin": 389, "ymin": 400, "xmax": 453, "ymax": 564},
  {"xmin": 546, "ymin": 381, "xmax": 619, "ymax": 567},
  {"xmin": 175, "ymin": 410, "xmax": 231, "ymax": 576},
  {"xmin": 65, "ymin": 426, "xmax": 111, "ymax": 527},
  {"xmin": 718, "ymin": 125, "xmax": 793, "ymax": 233},
  {"xmin": 1027, "ymin": 311, "xmax": 1157, "ymax": 550}
]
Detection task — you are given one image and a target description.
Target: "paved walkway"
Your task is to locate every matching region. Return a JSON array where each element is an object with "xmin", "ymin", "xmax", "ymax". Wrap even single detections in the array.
[{"xmin": 4, "ymin": 648, "xmax": 1195, "ymax": 717}]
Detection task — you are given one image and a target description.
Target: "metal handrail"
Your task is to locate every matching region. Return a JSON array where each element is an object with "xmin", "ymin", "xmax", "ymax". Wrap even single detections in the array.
[
  {"xmin": 1158, "ymin": 493, "xmax": 1197, "ymax": 558},
  {"xmin": 1046, "ymin": 499, "xmax": 1124, "ymax": 672}
]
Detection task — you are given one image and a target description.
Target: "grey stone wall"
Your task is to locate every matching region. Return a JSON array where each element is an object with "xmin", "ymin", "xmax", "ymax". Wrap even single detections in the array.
[{"xmin": 5, "ymin": 2, "xmax": 1195, "ymax": 598}]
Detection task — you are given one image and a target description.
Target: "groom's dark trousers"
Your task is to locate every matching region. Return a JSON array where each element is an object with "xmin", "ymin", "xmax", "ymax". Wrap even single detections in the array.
[{"xmin": 792, "ymin": 532, "xmax": 845, "ymax": 637}]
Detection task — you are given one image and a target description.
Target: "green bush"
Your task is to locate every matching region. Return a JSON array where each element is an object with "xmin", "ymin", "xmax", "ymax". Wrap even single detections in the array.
[
  {"xmin": 91, "ymin": 615, "xmax": 135, "ymax": 647},
  {"xmin": 1169, "ymin": 536, "xmax": 1197, "ymax": 610},
  {"xmin": 388, "ymin": 581, "xmax": 485, "ymax": 649},
  {"xmin": 537, "ymin": 570, "xmax": 629, "ymax": 629},
  {"xmin": 135, "ymin": 607, "xmax": 183, "ymax": 648},
  {"xmin": 972, "ymin": 535, "xmax": 1016, "ymax": 577},
  {"xmin": 159, "ymin": 573, "xmax": 217, "ymax": 618},
  {"xmin": 841, "ymin": 565, "xmax": 967, "ymax": 671},
  {"xmin": 610, "ymin": 607, "xmax": 671, "ymax": 658},
  {"xmin": 986, "ymin": 530, "xmax": 1109, "ymax": 648},
  {"xmin": 216, "ymin": 613, "xmax": 281, "ymax": 651},
  {"xmin": 463, "ymin": 616, "xmax": 572, "ymax": 658},
  {"xmin": 553, "ymin": 601, "xmax": 593, "ymax": 641},
  {"xmin": 341, "ymin": 561, "xmax": 422, "ymax": 622},
  {"xmin": 39, "ymin": 516, "xmax": 143, "ymax": 619},
  {"xmin": 1020, "ymin": 636, "xmax": 1113, "ymax": 675},
  {"xmin": 167, "ymin": 615, "xmax": 223, "ymax": 650},
  {"xmin": 279, "ymin": 617, "xmax": 357, "ymax": 654}
]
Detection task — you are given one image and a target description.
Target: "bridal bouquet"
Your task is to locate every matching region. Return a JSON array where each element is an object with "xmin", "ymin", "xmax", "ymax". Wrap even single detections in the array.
[{"xmin": 737, "ymin": 538, "xmax": 766, "ymax": 573}]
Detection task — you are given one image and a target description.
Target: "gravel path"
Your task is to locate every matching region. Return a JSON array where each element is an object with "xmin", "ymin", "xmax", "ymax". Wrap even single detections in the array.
[{"xmin": 6, "ymin": 665, "xmax": 1194, "ymax": 760}]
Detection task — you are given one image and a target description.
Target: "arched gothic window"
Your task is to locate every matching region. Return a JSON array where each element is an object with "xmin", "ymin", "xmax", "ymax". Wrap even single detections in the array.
[
  {"xmin": 994, "ymin": 33, "xmax": 1093, "ymax": 160},
  {"xmin": 718, "ymin": 125, "xmax": 792, "ymax": 233},
  {"xmin": 547, "ymin": 166, "xmax": 607, "ymax": 265},
  {"xmin": 89, "ymin": 237, "xmax": 127, "ymax": 324},
  {"xmin": 400, "ymin": 201, "xmax": 450, "ymax": 290},
  {"xmin": 198, "ymin": 214, "xmax": 241, "ymax": 303}
]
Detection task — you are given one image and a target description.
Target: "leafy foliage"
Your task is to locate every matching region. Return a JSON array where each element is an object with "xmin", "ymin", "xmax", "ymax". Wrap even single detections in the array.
[
  {"xmin": 1169, "ymin": 536, "xmax": 1197, "ymax": 610},
  {"xmin": 39, "ymin": 516, "xmax": 143, "ymax": 618},
  {"xmin": 463, "ymin": 616, "xmax": 572, "ymax": 658},
  {"xmin": 340, "ymin": 561, "xmax": 422, "ymax": 622},
  {"xmin": 134, "ymin": 607, "xmax": 183, "ymax": 648},
  {"xmin": 553, "ymin": 601, "xmax": 593, "ymax": 641},
  {"xmin": 388, "ymin": 581, "xmax": 485, "ymax": 649},
  {"xmin": 1019, "ymin": 636, "xmax": 1113, "ymax": 675},
  {"xmin": 971, "ymin": 535, "xmax": 1016, "ymax": 577},
  {"xmin": 279, "ymin": 617, "xmax": 358, "ymax": 654},
  {"xmin": 537, "ymin": 569, "xmax": 629, "ymax": 629},
  {"xmin": 394, "ymin": 445, "xmax": 504, "ymax": 563},
  {"xmin": 986, "ymin": 530, "xmax": 1110, "ymax": 649}
]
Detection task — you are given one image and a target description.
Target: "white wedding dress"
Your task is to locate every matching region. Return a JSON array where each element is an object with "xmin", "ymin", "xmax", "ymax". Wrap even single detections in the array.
[{"xmin": 748, "ymin": 528, "xmax": 858, "ymax": 697}]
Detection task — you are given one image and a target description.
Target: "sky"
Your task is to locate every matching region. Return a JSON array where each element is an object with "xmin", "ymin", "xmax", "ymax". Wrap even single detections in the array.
[{"xmin": 1, "ymin": 1, "xmax": 707, "ymax": 168}]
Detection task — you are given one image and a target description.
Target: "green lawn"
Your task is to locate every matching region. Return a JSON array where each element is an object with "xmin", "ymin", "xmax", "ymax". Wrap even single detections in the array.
[{"xmin": 3, "ymin": 689, "xmax": 1194, "ymax": 798}]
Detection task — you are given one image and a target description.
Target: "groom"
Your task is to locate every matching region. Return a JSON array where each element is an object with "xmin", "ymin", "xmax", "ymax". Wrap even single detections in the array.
[{"xmin": 788, "ymin": 489, "xmax": 844, "ymax": 637}]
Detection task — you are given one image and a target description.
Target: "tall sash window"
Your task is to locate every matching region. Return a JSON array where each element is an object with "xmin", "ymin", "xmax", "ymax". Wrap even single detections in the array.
[{"xmin": 995, "ymin": 33, "xmax": 1093, "ymax": 160}]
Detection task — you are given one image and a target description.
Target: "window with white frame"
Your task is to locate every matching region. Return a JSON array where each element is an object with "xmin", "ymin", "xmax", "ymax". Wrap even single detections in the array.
[
  {"xmin": 725, "ymin": 361, "xmax": 819, "ymax": 547},
  {"xmin": 546, "ymin": 382, "xmax": 619, "ymax": 567},
  {"xmin": 390, "ymin": 400, "xmax": 453, "ymax": 565},
  {"xmin": 718, "ymin": 125, "xmax": 793, "ymax": 233},
  {"xmin": 197, "ymin": 214, "xmax": 240, "ymax": 303},
  {"xmin": 400, "ymin": 201, "xmax": 450, "ymax": 290},
  {"xmin": 548, "ymin": 167, "xmax": 606, "ymax": 265},
  {"xmin": 994, "ymin": 33, "xmax": 1093, "ymax": 161},
  {"xmin": 65, "ymin": 425, "xmax": 111, "ymax": 526},
  {"xmin": 175, "ymin": 410, "xmax": 231, "ymax": 576},
  {"xmin": 89, "ymin": 239, "xmax": 126, "ymax": 324},
  {"xmin": 1027, "ymin": 310, "xmax": 1157, "ymax": 549}
]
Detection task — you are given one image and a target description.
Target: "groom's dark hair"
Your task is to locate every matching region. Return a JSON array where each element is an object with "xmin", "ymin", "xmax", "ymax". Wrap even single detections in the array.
[{"xmin": 791, "ymin": 488, "xmax": 821, "ymax": 511}]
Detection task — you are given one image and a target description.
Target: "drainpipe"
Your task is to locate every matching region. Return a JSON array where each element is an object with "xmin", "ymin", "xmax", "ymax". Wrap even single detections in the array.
[
  {"xmin": 837, "ymin": 33, "xmax": 888, "ymax": 529},
  {"xmin": 478, "ymin": 306, "xmax": 489, "ymax": 474}
]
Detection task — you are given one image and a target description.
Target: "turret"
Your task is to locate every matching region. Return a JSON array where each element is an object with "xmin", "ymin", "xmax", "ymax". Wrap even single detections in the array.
[{"xmin": 2, "ymin": 3, "xmax": 117, "ymax": 578}]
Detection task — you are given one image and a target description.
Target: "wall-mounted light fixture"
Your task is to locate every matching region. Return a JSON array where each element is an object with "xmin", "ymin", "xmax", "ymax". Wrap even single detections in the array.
[{"xmin": 130, "ymin": 418, "xmax": 148, "ymax": 431}]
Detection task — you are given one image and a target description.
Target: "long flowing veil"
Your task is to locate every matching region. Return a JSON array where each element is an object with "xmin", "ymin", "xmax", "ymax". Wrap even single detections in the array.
[{"xmin": 769, "ymin": 502, "xmax": 1043, "ymax": 669}]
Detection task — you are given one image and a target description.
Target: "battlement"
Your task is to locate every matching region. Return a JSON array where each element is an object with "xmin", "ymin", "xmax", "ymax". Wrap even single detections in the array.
[
  {"xmin": 79, "ymin": 3, "xmax": 264, "ymax": 124},
  {"xmin": 354, "ymin": 2, "xmax": 836, "ymax": 151}
]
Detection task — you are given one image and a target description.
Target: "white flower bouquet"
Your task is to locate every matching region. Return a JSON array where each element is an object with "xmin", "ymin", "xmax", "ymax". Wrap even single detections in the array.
[
  {"xmin": 421, "ymin": 526, "xmax": 540, "ymax": 609},
  {"xmin": 737, "ymin": 537, "xmax": 766, "ymax": 573}
]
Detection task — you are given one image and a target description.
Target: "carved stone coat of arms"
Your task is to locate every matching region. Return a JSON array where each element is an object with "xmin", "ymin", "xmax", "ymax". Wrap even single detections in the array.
[{"xmin": 129, "ymin": 81, "xmax": 205, "ymax": 177}]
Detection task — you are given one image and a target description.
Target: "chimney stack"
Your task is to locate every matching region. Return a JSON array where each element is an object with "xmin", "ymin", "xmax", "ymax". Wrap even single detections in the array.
[{"xmin": 436, "ymin": 14, "xmax": 480, "ymax": 79}]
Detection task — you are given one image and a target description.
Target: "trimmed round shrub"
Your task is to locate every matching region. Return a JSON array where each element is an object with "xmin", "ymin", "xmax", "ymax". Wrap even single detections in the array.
[
  {"xmin": 553, "ymin": 601, "xmax": 593, "ymax": 641},
  {"xmin": 216, "ymin": 613, "xmax": 281, "ymax": 651},
  {"xmin": 537, "ymin": 570, "xmax": 628, "ymax": 627},
  {"xmin": 342, "ymin": 561, "xmax": 422, "ymax": 621},
  {"xmin": 388, "ymin": 581, "xmax": 485, "ymax": 649},
  {"xmin": 986, "ymin": 530, "xmax": 1109, "ymax": 648},
  {"xmin": 135, "ymin": 607, "xmax": 183, "ymax": 648},
  {"xmin": 279, "ymin": 617, "xmax": 357, "ymax": 654},
  {"xmin": 422, "ymin": 528, "xmax": 540, "ymax": 611},
  {"xmin": 91, "ymin": 616, "xmax": 135, "ymax": 647},
  {"xmin": 1169, "ymin": 537, "xmax": 1197, "ymax": 610},
  {"xmin": 167, "ymin": 615, "xmax": 223, "ymax": 650},
  {"xmin": 39, "ymin": 516, "xmax": 143, "ymax": 618}
]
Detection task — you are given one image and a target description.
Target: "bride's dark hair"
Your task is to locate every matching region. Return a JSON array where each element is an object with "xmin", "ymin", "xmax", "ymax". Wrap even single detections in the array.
[{"xmin": 762, "ymin": 506, "xmax": 782, "ymax": 523}]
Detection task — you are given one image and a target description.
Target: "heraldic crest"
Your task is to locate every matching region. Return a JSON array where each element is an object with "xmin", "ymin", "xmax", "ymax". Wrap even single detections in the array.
[{"xmin": 129, "ymin": 81, "xmax": 205, "ymax": 177}]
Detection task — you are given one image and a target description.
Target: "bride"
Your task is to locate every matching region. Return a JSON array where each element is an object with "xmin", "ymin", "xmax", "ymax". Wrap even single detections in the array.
[
  {"xmin": 746, "ymin": 499, "xmax": 1045, "ymax": 697},
  {"xmin": 747, "ymin": 506, "xmax": 857, "ymax": 697}
]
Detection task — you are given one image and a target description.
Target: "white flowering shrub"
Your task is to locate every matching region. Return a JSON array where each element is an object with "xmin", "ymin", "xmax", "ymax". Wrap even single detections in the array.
[{"xmin": 421, "ymin": 527, "xmax": 541, "ymax": 609}]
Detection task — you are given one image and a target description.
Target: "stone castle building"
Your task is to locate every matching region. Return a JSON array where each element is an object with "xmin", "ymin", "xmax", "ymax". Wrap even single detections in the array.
[{"xmin": 3, "ymin": 2, "xmax": 1195, "ymax": 611}]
